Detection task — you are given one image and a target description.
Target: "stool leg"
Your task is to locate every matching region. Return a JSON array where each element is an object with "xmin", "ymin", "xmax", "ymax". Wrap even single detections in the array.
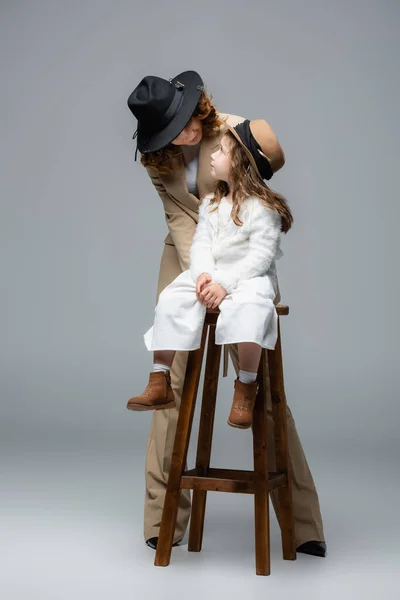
[
  {"xmin": 267, "ymin": 319, "xmax": 296, "ymax": 561},
  {"xmin": 252, "ymin": 349, "xmax": 271, "ymax": 576},
  {"xmin": 155, "ymin": 324, "xmax": 208, "ymax": 567},
  {"xmin": 188, "ymin": 324, "xmax": 221, "ymax": 552}
]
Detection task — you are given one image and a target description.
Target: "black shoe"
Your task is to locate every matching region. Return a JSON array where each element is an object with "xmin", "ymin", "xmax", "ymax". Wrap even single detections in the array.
[
  {"xmin": 296, "ymin": 541, "xmax": 327, "ymax": 557},
  {"xmin": 145, "ymin": 536, "xmax": 181, "ymax": 550}
]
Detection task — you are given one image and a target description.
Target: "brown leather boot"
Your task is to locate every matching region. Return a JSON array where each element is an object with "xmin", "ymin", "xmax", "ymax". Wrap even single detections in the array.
[
  {"xmin": 227, "ymin": 378, "xmax": 259, "ymax": 429},
  {"xmin": 126, "ymin": 371, "xmax": 176, "ymax": 411}
]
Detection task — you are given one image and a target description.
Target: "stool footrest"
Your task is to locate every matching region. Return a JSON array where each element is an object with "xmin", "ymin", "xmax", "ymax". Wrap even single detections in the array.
[{"xmin": 181, "ymin": 467, "xmax": 287, "ymax": 494}]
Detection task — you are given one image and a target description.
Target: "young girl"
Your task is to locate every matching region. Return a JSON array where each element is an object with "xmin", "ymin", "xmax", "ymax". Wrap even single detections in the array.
[{"xmin": 127, "ymin": 119, "xmax": 293, "ymax": 429}]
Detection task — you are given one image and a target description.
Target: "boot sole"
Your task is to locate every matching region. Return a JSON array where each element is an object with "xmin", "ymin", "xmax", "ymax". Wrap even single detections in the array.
[
  {"xmin": 127, "ymin": 401, "xmax": 176, "ymax": 412},
  {"xmin": 227, "ymin": 419, "xmax": 252, "ymax": 429}
]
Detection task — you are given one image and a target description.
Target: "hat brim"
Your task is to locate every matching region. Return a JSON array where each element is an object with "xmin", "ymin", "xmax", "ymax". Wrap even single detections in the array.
[
  {"xmin": 224, "ymin": 124, "xmax": 263, "ymax": 178},
  {"xmin": 137, "ymin": 70, "xmax": 204, "ymax": 153}
]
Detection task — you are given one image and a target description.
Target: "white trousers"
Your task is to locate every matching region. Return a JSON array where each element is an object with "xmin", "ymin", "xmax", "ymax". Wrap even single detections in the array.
[{"xmin": 144, "ymin": 270, "xmax": 279, "ymax": 352}]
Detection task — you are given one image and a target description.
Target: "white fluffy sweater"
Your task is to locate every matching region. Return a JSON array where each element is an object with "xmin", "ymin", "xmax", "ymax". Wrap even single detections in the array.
[{"xmin": 189, "ymin": 193, "xmax": 283, "ymax": 294}]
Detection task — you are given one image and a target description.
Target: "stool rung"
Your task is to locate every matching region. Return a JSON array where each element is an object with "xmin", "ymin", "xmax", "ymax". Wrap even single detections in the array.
[{"xmin": 181, "ymin": 468, "xmax": 287, "ymax": 494}]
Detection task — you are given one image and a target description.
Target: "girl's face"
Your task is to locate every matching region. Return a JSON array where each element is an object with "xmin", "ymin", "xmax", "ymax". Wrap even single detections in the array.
[
  {"xmin": 210, "ymin": 135, "xmax": 232, "ymax": 182},
  {"xmin": 171, "ymin": 117, "xmax": 203, "ymax": 146}
]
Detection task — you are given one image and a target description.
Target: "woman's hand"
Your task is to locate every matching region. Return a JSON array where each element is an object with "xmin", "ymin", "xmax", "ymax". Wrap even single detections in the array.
[
  {"xmin": 196, "ymin": 273, "xmax": 212, "ymax": 297},
  {"xmin": 199, "ymin": 282, "xmax": 227, "ymax": 309}
]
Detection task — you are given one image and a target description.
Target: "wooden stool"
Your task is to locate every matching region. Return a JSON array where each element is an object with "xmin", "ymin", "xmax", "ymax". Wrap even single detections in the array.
[{"xmin": 154, "ymin": 304, "xmax": 296, "ymax": 575}]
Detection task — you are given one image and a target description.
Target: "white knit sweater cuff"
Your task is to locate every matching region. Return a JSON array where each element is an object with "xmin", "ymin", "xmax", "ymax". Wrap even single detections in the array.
[
  {"xmin": 212, "ymin": 270, "xmax": 239, "ymax": 294},
  {"xmin": 190, "ymin": 264, "xmax": 215, "ymax": 283}
]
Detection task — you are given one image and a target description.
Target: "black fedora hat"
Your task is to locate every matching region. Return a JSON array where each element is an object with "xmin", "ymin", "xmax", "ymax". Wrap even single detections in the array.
[{"xmin": 127, "ymin": 70, "xmax": 204, "ymax": 155}]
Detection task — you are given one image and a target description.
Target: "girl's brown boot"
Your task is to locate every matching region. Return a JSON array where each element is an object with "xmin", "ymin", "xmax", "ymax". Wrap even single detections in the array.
[{"xmin": 227, "ymin": 378, "xmax": 259, "ymax": 429}]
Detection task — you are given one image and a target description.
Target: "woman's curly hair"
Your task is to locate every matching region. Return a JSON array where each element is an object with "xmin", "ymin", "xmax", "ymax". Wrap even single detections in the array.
[
  {"xmin": 209, "ymin": 132, "xmax": 293, "ymax": 233},
  {"xmin": 140, "ymin": 91, "xmax": 224, "ymax": 175}
]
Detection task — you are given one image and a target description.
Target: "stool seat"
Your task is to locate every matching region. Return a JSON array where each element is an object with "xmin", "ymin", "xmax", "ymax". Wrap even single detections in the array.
[{"xmin": 154, "ymin": 302, "xmax": 296, "ymax": 575}]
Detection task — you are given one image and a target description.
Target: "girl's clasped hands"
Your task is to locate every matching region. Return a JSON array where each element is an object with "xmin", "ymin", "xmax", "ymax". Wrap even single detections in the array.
[{"xmin": 196, "ymin": 273, "xmax": 227, "ymax": 309}]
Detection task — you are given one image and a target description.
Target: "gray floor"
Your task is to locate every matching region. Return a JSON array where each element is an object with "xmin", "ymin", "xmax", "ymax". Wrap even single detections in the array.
[{"xmin": 2, "ymin": 438, "xmax": 399, "ymax": 600}]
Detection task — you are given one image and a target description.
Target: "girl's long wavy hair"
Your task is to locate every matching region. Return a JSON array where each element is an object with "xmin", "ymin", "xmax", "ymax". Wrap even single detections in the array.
[
  {"xmin": 208, "ymin": 133, "xmax": 293, "ymax": 233},
  {"xmin": 140, "ymin": 91, "xmax": 224, "ymax": 175}
]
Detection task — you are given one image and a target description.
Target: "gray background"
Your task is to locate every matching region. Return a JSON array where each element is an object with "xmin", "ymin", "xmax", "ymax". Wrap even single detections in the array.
[{"xmin": 1, "ymin": 0, "xmax": 399, "ymax": 598}]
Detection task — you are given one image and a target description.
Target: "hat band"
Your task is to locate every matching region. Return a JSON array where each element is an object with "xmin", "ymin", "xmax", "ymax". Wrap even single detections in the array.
[
  {"xmin": 155, "ymin": 84, "xmax": 185, "ymax": 131},
  {"xmin": 233, "ymin": 120, "xmax": 273, "ymax": 180}
]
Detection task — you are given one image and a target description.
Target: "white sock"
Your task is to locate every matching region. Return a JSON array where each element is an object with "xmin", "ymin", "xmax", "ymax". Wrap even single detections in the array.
[
  {"xmin": 153, "ymin": 363, "xmax": 170, "ymax": 373},
  {"xmin": 238, "ymin": 369, "xmax": 257, "ymax": 384}
]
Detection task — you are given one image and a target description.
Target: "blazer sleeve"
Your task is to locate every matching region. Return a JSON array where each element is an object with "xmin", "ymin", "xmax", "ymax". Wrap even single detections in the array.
[
  {"xmin": 145, "ymin": 166, "xmax": 197, "ymax": 272},
  {"xmin": 212, "ymin": 200, "xmax": 282, "ymax": 294},
  {"xmin": 189, "ymin": 195, "xmax": 216, "ymax": 281}
]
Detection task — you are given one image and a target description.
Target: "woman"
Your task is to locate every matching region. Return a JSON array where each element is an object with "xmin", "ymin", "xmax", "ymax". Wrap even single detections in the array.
[{"xmin": 126, "ymin": 70, "xmax": 327, "ymax": 557}]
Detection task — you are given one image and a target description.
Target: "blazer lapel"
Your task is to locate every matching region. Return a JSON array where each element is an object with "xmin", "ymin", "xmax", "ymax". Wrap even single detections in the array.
[
  {"xmin": 197, "ymin": 133, "xmax": 221, "ymax": 199},
  {"xmin": 159, "ymin": 152, "xmax": 199, "ymax": 214}
]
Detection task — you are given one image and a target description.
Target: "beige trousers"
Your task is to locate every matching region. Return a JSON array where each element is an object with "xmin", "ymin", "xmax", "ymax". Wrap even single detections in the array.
[{"xmin": 144, "ymin": 345, "xmax": 325, "ymax": 547}]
